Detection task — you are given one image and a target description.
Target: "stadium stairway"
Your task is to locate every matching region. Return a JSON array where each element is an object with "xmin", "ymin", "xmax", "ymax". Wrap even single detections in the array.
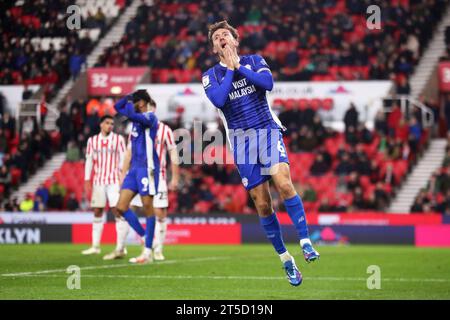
[
  {"xmin": 409, "ymin": 3, "xmax": 450, "ymax": 98},
  {"xmin": 44, "ymin": 0, "xmax": 144, "ymax": 131},
  {"xmin": 10, "ymin": 152, "xmax": 66, "ymax": 203},
  {"xmin": 388, "ymin": 139, "xmax": 447, "ymax": 213}
]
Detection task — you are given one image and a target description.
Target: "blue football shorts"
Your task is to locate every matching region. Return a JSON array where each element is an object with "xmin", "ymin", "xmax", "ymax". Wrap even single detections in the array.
[{"xmin": 231, "ymin": 128, "xmax": 289, "ymax": 190}]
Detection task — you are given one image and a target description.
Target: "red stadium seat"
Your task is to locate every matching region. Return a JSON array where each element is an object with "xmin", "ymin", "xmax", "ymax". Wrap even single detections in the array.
[
  {"xmin": 284, "ymin": 98, "xmax": 296, "ymax": 110},
  {"xmin": 298, "ymin": 98, "xmax": 309, "ymax": 110},
  {"xmin": 321, "ymin": 98, "xmax": 334, "ymax": 111},
  {"xmin": 310, "ymin": 98, "xmax": 321, "ymax": 111}
]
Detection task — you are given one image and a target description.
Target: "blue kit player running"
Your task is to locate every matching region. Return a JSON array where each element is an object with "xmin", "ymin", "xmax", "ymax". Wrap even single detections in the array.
[
  {"xmin": 114, "ymin": 90, "xmax": 160, "ymax": 264},
  {"xmin": 203, "ymin": 21, "xmax": 320, "ymax": 286}
]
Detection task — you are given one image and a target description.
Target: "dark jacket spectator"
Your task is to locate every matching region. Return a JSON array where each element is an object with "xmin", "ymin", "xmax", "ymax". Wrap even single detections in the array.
[
  {"xmin": 310, "ymin": 154, "xmax": 329, "ymax": 176},
  {"xmin": 343, "ymin": 103, "xmax": 359, "ymax": 131}
]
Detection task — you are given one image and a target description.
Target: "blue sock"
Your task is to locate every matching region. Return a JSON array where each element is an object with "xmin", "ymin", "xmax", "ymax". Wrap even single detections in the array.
[
  {"xmin": 260, "ymin": 212, "xmax": 287, "ymax": 255},
  {"xmin": 145, "ymin": 216, "xmax": 156, "ymax": 249},
  {"xmin": 284, "ymin": 194, "xmax": 309, "ymax": 240},
  {"xmin": 122, "ymin": 209, "xmax": 145, "ymax": 237}
]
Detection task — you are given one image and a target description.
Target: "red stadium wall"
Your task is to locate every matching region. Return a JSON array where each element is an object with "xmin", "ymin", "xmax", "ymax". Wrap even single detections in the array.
[
  {"xmin": 1, "ymin": 213, "xmax": 448, "ymax": 246},
  {"xmin": 72, "ymin": 223, "xmax": 242, "ymax": 245}
]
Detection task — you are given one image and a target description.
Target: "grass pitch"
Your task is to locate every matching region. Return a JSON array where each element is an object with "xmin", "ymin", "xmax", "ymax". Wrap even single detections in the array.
[{"xmin": 0, "ymin": 244, "xmax": 449, "ymax": 300}]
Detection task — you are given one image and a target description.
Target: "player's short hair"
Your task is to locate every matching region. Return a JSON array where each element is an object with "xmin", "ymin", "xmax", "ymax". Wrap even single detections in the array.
[
  {"xmin": 100, "ymin": 115, "xmax": 113, "ymax": 124},
  {"xmin": 132, "ymin": 89, "xmax": 152, "ymax": 104},
  {"xmin": 208, "ymin": 20, "xmax": 239, "ymax": 48}
]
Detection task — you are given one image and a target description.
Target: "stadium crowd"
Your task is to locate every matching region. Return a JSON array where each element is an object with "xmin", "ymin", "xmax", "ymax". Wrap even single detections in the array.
[
  {"xmin": 97, "ymin": 0, "xmax": 446, "ymax": 90},
  {"xmin": 0, "ymin": 0, "xmax": 127, "ymax": 100},
  {"xmin": 410, "ymin": 134, "xmax": 450, "ymax": 214}
]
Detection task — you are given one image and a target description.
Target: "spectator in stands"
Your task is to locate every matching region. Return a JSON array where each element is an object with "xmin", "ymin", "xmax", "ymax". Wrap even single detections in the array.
[
  {"xmin": 386, "ymin": 138, "xmax": 403, "ymax": 160},
  {"xmin": 409, "ymin": 117, "xmax": 422, "ymax": 142},
  {"xmin": 436, "ymin": 167, "xmax": 450, "ymax": 194},
  {"xmin": 1, "ymin": 112, "xmax": 16, "ymax": 138},
  {"xmin": 0, "ymin": 165, "xmax": 12, "ymax": 197},
  {"xmin": 411, "ymin": 192, "xmax": 427, "ymax": 212},
  {"xmin": 56, "ymin": 105, "xmax": 73, "ymax": 152},
  {"xmin": 435, "ymin": 190, "xmax": 450, "ymax": 214},
  {"xmin": 69, "ymin": 48, "xmax": 86, "ymax": 79},
  {"xmin": 33, "ymin": 195, "xmax": 45, "ymax": 212},
  {"xmin": 310, "ymin": 154, "xmax": 329, "ymax": 176},
  {"xmin": 0, "ymin": 128, "xmax": 7, "ymax": 153},
  {"xmin": 374, "ymin": 111, "xmax": 388, "ymax": 135},
  {"xmin": 346, "ymin": 171, "xmax": 360, "ymax": 192},
  {"xmin": 358, "ymin": 123, "xmax": 373, "ymax": 144},
  {"xmin": 312, "ymin": 114, "xmax": 327, "ymax": 143},
  {"xmin": 343, "ymin": 103, "xmax": 359, "ymax": 132},
  {"xmin": 177, "ymin": 185, "xmax": 194, "ymax": 213},
  {"xmin": 198, "ymin": 183, "xmax": 214, "ymax": 202},
  {"xmin": 345, "ymin": 125, "xmax": 359, "ymax": 146},
  {"xmin": 19, "ymin": 193, "xmax": 34, "ymax": 212},
  {"xmin": 289, "ymin": 131, "xmax": 302, "ymax": 153},
  {"xmin": 318, "ymin": 198, "xmax": 332, "ymax": 212},
  {"xmin": 21, "ymin": 116, "xmax": 36, "ymax": 136},
  {"xmin": 318, "ymin": 146, "xmax": 333, "ymax": 169},
  {"xmin": 352, "ymin": 187, "xmax": 366, "ymax": 210},
  {"xmin": 70, "ymin": 107, "xmax": 84, "ymax": 139},
  {"xmin": 335, "ymin": 153, "xmax": 354, "ymax": 176},
  {"xmin": 4, "ymin": 197, "xmax": 20, "ymax": 212},
  {"xmin": 278, "ymin": 103, "xmax": 302, "ymax": 135},
  {"xmin": 300, "ymin": 183, "xmax": 317, "ymax": 203},
  {"xmin": 395, "ymin": 118, "xmax": 409, "ymax": 142},
  {"xmin": 298, "ymin": 127, "xmax": 319, "ymax": 151},
  {"xmin": 387, "ymin": 104, "xmax": 402, "ymax": 137},
  {"xmin": 374, "ymin": 182, "xmax": 389, "ymax": 210},
  {"xmin": 48, "ymin": 179, "xmax": 66, "ymax": 210},
  {"xmin": 0, "ymin": 93, "xmax": 5, "ymax": 116},
  {"xmin": 66, "ymin": 140, "xmax": 81, "ymax": 162},
  {"xmin": 35, "ymin": 184, "xmax": 49, "ymax": 208},
  {"xmin": 396, "ymin": 76, "xmax": 411, "ymax": 94},
  {"xmin": 66, "ymin": 192, "xmax": 80, "ymax": 211},
  {"xmin": 355, "ymin": 153, "xmax": 376, "ymax": 176}
]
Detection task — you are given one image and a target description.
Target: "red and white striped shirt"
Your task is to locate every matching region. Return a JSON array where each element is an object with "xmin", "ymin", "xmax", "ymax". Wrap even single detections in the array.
[
  {"xmin": 85, "ymin": 132, "xmax": 126, "ymax": 185},
  {"xmin": 127, "ymin": 122, "xmax": 176, "ymax": 180}
]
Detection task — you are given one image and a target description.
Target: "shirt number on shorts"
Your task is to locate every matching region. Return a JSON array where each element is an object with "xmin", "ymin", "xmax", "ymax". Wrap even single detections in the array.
[
  {"xmin": 278, "ymin": 141, "xmax": 286, "ymax": 156},
  {"xmin": 141, "ymin": 177, "xmax": 149, "ymax": 192},
  {"xmin": 157, "ymin": 192, "xmax": 167, "ymax": 200}
]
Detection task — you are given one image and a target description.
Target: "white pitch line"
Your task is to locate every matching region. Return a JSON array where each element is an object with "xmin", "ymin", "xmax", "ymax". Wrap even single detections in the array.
[
  {"xmin": 0, "ymin": 256, "xmax": 229, "ymax": 277},
  {"xmin": 5, "ymin": 274, "xmax": 450, "ymax": 283}
]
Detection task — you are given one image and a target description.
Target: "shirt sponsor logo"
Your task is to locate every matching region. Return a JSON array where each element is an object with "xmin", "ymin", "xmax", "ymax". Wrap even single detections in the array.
[{"xmin": 202, "ymin": 75, "xmax": 210, "ymax": 88}]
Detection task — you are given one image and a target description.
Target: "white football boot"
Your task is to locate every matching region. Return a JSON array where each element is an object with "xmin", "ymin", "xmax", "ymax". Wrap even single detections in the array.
[
  {"xmin": 103, "ymin": 248, "xmax": 128, "ymax": 260},
  {"xmin": 129, "ymin": 248, "xmax": 153, "ymax": 264},
  {"xmin": 81, "ymin": 247, "xmax": 101, "ymax": 255}
]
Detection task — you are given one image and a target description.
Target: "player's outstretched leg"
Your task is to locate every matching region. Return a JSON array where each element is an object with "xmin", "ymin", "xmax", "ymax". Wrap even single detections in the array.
[
  {"xmin": 284, "ymin": 194, "xmax": 320, "ymax": 262},
  {"xmin": 272, "ymin": 163, "xmax": 320, "ymax": 263},
  {"xmin": 129, "ymin": 195, "xmax": 155, "ymax": 264},
  {"xmin": 250, "ymin": 182, "xmax": 302, "ymax": 286}
]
